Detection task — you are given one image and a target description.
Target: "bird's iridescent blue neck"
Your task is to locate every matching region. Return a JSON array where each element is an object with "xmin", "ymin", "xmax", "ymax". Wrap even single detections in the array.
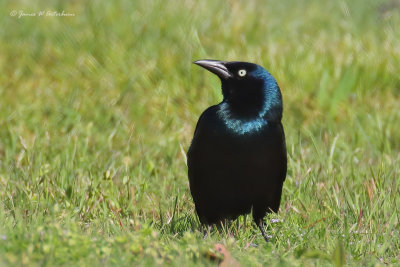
[{"xmin": 217, "ymin": 67, "xmax": 282, "ymax": 135}]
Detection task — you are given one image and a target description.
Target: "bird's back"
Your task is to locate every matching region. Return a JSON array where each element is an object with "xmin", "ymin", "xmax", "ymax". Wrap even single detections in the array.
[{"xmin": 187, "ymin": 105, "xmax": 287, "ymax": 224}]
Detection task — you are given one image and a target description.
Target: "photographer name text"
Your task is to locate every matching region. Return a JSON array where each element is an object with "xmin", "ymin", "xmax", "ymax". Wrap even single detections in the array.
[{"xmin": 10, "ymin": 10, "xmax": 75, "ymax": 19}]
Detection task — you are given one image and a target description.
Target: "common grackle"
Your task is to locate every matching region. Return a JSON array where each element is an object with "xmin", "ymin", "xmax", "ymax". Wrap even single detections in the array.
[{"xmin": 188, "ymin": 60, "xmax": 287, "ymax": 242}]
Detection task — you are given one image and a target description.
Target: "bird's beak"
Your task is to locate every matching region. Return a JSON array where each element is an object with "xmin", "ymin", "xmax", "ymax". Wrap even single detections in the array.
[{"xmin": 193, "ymin": 59, "xmax": 232, "ymax": 79}]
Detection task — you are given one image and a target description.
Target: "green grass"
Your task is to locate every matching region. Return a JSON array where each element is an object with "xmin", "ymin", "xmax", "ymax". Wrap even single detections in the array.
[{"xmin": 0, "ymin": 0, "xmax": 399, "ymax": 265}]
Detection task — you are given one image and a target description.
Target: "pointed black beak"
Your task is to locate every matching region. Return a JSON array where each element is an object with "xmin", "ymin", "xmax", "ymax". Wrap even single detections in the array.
[{"xmin": 194, "ymin": 59, "xmax": 232, "ymax": 79}]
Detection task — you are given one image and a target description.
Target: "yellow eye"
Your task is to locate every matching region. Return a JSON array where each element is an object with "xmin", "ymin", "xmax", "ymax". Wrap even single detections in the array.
[{"xmin": 238, "ymin": 69, "xmax": 246, "ymax": 77}]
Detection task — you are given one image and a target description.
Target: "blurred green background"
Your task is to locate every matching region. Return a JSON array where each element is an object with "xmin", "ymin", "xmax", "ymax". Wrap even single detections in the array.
[{"xmin": 0, "ymin": 0, "xmax": 399, "ymax": 265}]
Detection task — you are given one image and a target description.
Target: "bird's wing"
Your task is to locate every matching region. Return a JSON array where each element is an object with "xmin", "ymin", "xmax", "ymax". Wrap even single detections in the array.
[
  {"xmin": 190, "ymin": 105, "xmax": 218, "ymax": 138},
  {"xmin": 187, "ymin": 106, "xmax": 219, "ymax": 214},
  {"xmin": 277, "ymin": 122, "xmax": 287, "ymax": 183}
]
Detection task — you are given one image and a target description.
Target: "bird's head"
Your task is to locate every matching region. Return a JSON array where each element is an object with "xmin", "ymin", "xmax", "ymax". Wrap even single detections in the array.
[{"xmin": 194, "ymin": 59, "xmax": 282, "ymax": 122}]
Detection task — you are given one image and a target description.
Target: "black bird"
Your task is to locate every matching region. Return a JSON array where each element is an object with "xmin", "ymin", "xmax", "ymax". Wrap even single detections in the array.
[{"xmin": 187, "ymin": 60, "xmax": 287, "ymax": 242}]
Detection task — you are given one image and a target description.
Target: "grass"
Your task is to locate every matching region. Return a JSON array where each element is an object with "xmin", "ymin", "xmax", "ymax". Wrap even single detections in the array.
[{"xmin": 0, "ymin": 0, "xmax": 399, "ymax": 265}]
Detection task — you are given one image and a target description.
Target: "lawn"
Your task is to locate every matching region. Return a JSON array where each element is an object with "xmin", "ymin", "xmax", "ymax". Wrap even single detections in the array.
[{"xmin": 0, "ymin": 0, "xmax": 399, "ymax": 266}]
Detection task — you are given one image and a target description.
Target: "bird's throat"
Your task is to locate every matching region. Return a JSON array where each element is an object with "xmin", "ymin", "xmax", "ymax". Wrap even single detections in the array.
[{"xmin": 217, "ymin": 102, "xmax": 269, "ymax": 135}]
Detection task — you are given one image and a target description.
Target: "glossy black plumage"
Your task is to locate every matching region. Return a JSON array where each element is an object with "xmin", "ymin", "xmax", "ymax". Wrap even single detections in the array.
[{"xmin": 187, "ymin": 60, "xmax": 287, "ymax": 242}]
